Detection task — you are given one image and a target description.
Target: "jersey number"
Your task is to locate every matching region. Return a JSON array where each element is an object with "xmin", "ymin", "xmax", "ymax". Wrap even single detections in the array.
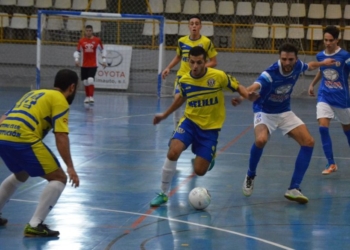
[{"xmin": 16, "ymin": 92, "xmax": 45, "ymax": 109}]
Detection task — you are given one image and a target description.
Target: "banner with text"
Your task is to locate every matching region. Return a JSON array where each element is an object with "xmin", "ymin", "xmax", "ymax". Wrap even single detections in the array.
[{"xmin": 95, "ymin": 44, "xmax": 132, "ymax": 89}]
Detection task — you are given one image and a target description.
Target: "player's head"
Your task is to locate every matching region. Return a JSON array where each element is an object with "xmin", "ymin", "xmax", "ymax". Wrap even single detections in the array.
[
  {"xmin": 323, "ymin": 25, "xmax": 339, "ymax": 52},
  {"xmin": 85, "ymin": 25, "xmax": 93, "ymax": 38},
  {"xmin": 54, "ymin": 69, "xmax": 79, "ymax": 105},
  {"xmin": 278, "ymin": 43, "xmax": 299, "ymax": 74},
  {"xmin": 188, "ymin": 15, "xmax": 202, "ymax": 38},
  {"xmin": 188, "ymin": 46, "xmax": 207, "ymax": 77}
]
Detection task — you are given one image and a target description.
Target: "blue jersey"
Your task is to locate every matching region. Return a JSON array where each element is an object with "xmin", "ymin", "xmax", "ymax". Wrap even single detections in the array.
[
  {"xmin": 316, "ymin": 48, "xmax": 350, "ymax": 108},
  {"xmin": 253, "ymin": 60, "xmax": 309, "ymax": 114}
]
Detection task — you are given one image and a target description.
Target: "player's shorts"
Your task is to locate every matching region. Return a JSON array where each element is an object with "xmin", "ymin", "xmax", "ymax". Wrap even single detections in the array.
[
  {"xmin": 0, "ymin": 140, "xmax": 61, "ymax": 177},
  {"xmin": 174, "ymin": 75, "xmax": 182, "ymax": 95},
  {"xmin": 316, "ymin": 102, "xmax": 350, "ymax": 125},
  {"xmin": 81, "ymin": 67, "xmax": 98, "ymax": 81},
  {"xmin": 254, "ymin": 111, "xmax": 304, "ymax": 135},
  {"xmin": 171, "ymin": 117, "xmax": 219, "ymax": 162}
]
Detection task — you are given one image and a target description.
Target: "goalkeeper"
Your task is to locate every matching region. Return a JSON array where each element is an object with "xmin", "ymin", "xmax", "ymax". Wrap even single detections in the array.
[{"xmin": 74, "ymin": 25, "xmax": 106, "ymax": 104}]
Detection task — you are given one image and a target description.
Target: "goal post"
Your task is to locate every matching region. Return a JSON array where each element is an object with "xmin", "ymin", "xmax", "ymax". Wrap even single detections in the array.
[{"xmin": 36, "ymin": 10, "xmax": 168, "ymax": 97}]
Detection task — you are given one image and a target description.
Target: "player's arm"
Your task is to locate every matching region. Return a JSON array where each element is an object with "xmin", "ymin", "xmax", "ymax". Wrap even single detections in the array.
[
  {"xmin": 231, "ymin": 83, "xmax": 261, "ymax": 106},
  {"xmin": 55, "ymin": 132, "xmax": 79, "ymax": 187},
  {"xmin": 307, "ymin": 58, "xmax": 336, "ymax": 70},
  {"xmin": 162, "ymin": 54, "xmax": 182, "ymax": 79},
  {"xmin": 73, "ymin": 50, "xmax": 80, "ymax": 67},
  {"xmin": 308, "ymin": 71, "xmax": 322, "ymax": 97},
  {"xmin": 99, "ymin": 39, "xmax": 107, "ymax": 68},
  {"xmin": 0, "ymin": 114, "xmax": 7, "ymax": 124},
  {"xmin": 205, "ymin": 56, "xmax": 217, "ymax": 68},
  {"xmin": 153, "ymin": 94, "xmax": 186, "ymax": 125}
]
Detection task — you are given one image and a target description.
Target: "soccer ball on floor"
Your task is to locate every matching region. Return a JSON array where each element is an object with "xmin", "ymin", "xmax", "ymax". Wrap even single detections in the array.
[{"xmin": 188, "ymin": 187, "xmax": 211, "ymax": 210}]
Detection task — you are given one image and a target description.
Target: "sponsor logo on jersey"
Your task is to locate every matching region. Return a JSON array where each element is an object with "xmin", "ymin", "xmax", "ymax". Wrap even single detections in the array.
[
  {"xmin": 275, "ymin": 84, "xmax": 292, "ymax": 94},
  {"xmin": 323, "ymin": 69, "xmax": 343, "ymax": 89},
  {"xmin": 188, "ymin": 97, "xmax": 218, "ymax": 107}
]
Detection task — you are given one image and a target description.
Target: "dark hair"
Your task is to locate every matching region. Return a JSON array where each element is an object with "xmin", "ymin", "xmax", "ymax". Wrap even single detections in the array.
[
  {"xmin": 188, "ymin": 15, "xmax": 201, "ymax": 23},
  {"xmin": 278, "ymin": 43, "xmax": 299, "ymax": 56},
  {"xmin": 85, "ymin": 25, "xmax": 93, "ymax": 30},
  {"xmin": 324, "ymin": 25, "xmax": 340, "ymax": 39},
  {"xmin": 189, "ymin": 46, "xmax": 207, "ymax": 60},
  {"xmin": 54, "ymin": 69, "xmax": 78, "ymax": 91}
]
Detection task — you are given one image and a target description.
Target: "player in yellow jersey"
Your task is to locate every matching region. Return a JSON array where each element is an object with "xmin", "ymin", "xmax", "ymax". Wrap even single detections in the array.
[
  {"xmin": 150, "ymin": 46, "xmax": 259, "ymax": 207},
  {"xmin": 0, "ymin": 69, "xmax": 80, "ymax": 237},
  {"xmin": 161, "ymin": 15, "xmax": 218, "ymax": 128}
]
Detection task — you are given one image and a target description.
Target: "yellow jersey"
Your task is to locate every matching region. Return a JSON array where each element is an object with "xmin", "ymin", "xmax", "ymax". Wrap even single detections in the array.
[
  {"xmin": 0, "ymin": 89, "xmax": 70, "ymax": 143},
  {"xmin": 178, "ymin": 68, "xmax": 240, "ymax": 130},
  {"xmin": 176, "ymin": 35, "xmax": 217, "ymax": 76}
]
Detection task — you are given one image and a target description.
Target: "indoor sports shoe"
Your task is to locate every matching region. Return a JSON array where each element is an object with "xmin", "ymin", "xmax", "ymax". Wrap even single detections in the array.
[
  {"xmin": 150, "ymin": 193, "xmax": 168, "ymax": 207},
  {"xmin": 242, "ymin": 175, "xmax": 255, "ymax": 197},
  {"xmin": 208, "ymin": 159, "xmax": 215, "ymax": 171},
  {"xmin": 84, "ymin": 97, "xmax": 90, "ymax": 103},
  {"xmin": 322, "ymin": 164, "xmax": 338, "ymax": 175},
  {"xmin": 89, "ymin": 96, "xmax": 94, "ymax": 103},
  {"xmin": 24, "ymin": 223, "xmax": 60, "ymax": 237},
  {"xmin": 0, "ymin": 215, "xmax": 8, "ymax": 226},
  {"xmin": 284, "ymin": 189, "xmax": 308, "ymax": 204}
]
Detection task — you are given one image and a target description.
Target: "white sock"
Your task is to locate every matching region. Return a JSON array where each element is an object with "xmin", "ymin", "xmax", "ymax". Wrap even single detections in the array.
[
  {"xmin": 0, "ymin": 174, "xmax": 23, "ymax": 212},
  {"xmin": 29, "ymin": 180, "xmax": 65, "ymax": 227},
  {"xmin": 161, "ymin": 158, "xmax": 177, "ymax": 194}
]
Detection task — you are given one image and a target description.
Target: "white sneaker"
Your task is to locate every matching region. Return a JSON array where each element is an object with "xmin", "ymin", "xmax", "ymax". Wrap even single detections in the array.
[
  {"xmin": 89, "ymin": 96, "xmax": 94, "ymax": 103},
  {"xmin": 242, "ymin": 175, "xmax": 254, "ymax": 196},
  {"xmin": 284, "ymin": 189, "xmax": 308, "ymax": 204},
  {"xmin": 84, "ymin": 97, "xmax": 90, "ymax": 103}
]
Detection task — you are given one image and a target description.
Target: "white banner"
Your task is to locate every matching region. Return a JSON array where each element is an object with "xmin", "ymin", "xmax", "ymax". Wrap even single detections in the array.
[{"xmin": 94, "ymin": 44, "xmax": 132, "ymax": 89}]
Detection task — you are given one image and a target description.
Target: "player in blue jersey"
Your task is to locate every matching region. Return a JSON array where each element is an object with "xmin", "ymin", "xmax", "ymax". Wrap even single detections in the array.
[
  {"xmin": 308, "ymin": 25, "xmax": 350, "ymax": 175},
  {"xmin": 233, "ymin": 43, "xmax": 335, "ymax": 204},
  {"xmin": 150, "ymin": 46, "xmax": 259, "ymax": 207},
  {"xmin": 0, "ymin": 69, "xmax": 80, "ymax": 237}
]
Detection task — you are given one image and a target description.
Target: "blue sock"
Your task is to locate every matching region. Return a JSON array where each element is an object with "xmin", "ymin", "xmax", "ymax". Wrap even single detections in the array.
[
  {"xmin": 247, "ymin": 143, "xmax": 263, "ymax": 178},
  {"xmin": 289, "ymin": 146, "xmax": 313, "ymax": 190},
  {"xmin": 344, "ymin": 130, "xmax": 350, "ymax": 147},
  {"xmin": 319, "ymin": 126, "xmax": 335, "ymax": 165}
]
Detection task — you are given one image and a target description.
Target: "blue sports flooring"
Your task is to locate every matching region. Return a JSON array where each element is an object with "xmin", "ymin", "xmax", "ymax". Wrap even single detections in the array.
[{"xmin": 0, "ymin": 88, "xmax": 350, "ymax": 250}]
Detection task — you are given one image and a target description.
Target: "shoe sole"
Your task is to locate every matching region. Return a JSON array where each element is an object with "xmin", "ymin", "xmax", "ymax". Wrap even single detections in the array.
[
  {"xmin": 284, "ymin": 195, "xmax": 308, "ymax": 204},
  {"xmin": 24, "ymin": 233, "xmax": 60, "ymax": 237},
  {"xmin": 322, "ymin": 169, "xmax": 337, "ymax": 175},
  {"xmin": 242, "ymin": 190, "xmax": 253, "ymax": 197}
]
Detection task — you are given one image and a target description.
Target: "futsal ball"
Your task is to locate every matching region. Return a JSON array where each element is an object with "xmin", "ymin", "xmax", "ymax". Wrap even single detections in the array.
[{"xmin": 188, "ymin": 187, "xmax": 211, "ymax": 210}]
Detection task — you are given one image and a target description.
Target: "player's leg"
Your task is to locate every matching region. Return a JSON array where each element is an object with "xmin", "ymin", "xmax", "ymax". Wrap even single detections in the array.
[
  {"xmin": 316, "ymin": 102, "xmax": 337, "ymax": 174},
  {"xmin": 81, "ymin": 67, "xmax": 90, "ymax": 103},
  {"xmin": 243, "ymin": 113, "xmax": 272, "ymax": 197},
  {"xmin": 87, "ymin": 67, "xmax": 98, "ymax": 103},
  {"xmin": 335, "ymin": 107, "xmax": 350, "ymax": 154},
  {"xmin": 150, "ymin": 118, "xmax": 192, "ymax": 207},
  {"xmin": 0, "ymin": 143, "xmax": 29, "ymax": 226},
  {"xmin": 23, "ymin": 141, "xmax": 66, "ymax": 237},
  {"xmin": 191, "ymin": 126, "xmax": 218, "ymax": 176},
  {"xmin": 284, "ymin": 112, "xmax": 314, "ymax": 204}
]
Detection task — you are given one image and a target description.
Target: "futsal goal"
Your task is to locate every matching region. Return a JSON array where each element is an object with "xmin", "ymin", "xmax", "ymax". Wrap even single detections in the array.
[{"xmin": 36, "ymin": 10, "xmax": 172, "ymax": 97}]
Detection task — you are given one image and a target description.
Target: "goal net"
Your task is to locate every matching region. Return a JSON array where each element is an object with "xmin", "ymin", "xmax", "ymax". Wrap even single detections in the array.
[{"xmin": 37, "ymin": 10, "xmax": 170, "ymax": 98}]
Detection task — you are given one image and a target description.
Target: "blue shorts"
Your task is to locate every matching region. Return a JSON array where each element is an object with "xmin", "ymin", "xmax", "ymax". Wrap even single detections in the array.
[
  {"xmin": 0, "ymin": 140, "xmax": 61, "ymax": 177},
  {"xmin": 171, "ymin": 117, "xmax": 219, "ymax": 162}
]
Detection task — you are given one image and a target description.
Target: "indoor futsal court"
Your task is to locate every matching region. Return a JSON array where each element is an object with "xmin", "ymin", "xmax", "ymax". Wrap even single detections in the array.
[{"xmin": 0, "ymin": 88, "xmax": 350, "ymax": 250}]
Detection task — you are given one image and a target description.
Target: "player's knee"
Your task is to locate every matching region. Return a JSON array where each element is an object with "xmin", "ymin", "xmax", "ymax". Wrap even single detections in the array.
[
  {"xmin": 255, "ymin": 137, "xmax": 267, "ymax": 148},
  {"xmin": 304, "ymin": 136, "xmax": 315, "ymax": 147},
  {"xmin": 194, "ymin": 167, "xmax": 206, "ymax": 176},
  {"xmin": 167, "ymin": 149, "xmax": 181, "ymax": 161},
  {"xmin": 88, "ymin": 77, "xmax": 94, "ymax": 85},
  {"xmin": 83, "ymin": 80, "xmax": 89, "ymax": 86}
]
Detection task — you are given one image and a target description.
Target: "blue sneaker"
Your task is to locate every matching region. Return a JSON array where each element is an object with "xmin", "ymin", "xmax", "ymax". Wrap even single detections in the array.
[{"xmin": 150, "ymin": 193, "xmax": 168, "ymax": 207}]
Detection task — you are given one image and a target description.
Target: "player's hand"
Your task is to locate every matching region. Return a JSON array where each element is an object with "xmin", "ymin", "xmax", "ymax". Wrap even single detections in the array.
[
  {"xmin": 102, "ymin": 62, "xmax": 107, "ymax": 69},
  {"xmin": 75, "ymin": 61, "xmax": 80, "ymax": 67},
  {"xmin": 308, "ymin": 85, "xmax": 315, "ymax": 97},
  {"xmin": 231, "ymin": 97, "xmax": 242, "ymax": 106},
  {"xmin": 162, "ymin": 68, "xmax": 170, "ymax": 79},
  {"xmin": 67, "ymin": 168, "xmax": 80, "ymax": 188},
  {"xmin": 323, "ymin": 58, "xmax": 336, "ymax": 66},
  {"xmin": 247, "ymin": 91, "xmax": 260, "ymax": 102},
  {"xmin": 153, "ymin": 113, "xmax": 167, "ymax": 125}
]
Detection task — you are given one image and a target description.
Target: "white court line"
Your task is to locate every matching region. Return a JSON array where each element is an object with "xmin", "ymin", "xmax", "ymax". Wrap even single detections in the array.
[{"xmin": 9, "ymin": 199, "xmax": 293, "ymax": 250}]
